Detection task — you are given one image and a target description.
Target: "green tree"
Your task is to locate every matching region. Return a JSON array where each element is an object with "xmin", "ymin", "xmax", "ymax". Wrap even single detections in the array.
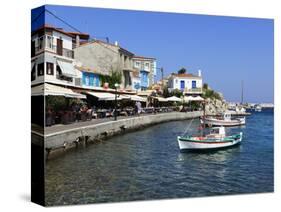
[
  {"xmin": 162, "ymin": 85, "xmax": 170, "ymax": 98},
  {"xmin": 202, "ymin": 85, "xmax": 222, "ymax": 100},
  {"xmin": 178, "ymin": 67, "xmax": 187, "ymax": 74},
  {"xmin": 203, "ymin": 83, "xmax": 208, "ymax": 90},
  {"xmin": 171, "ymin": 89, "xmax": 183, "ymax": 98},
  {"xmin": 46, "ymin": 96, "xmax": 67, "ymax": 111},
  {"xmin": 100, "ymin": 68, "xmax": 123, "ymax": 89}
]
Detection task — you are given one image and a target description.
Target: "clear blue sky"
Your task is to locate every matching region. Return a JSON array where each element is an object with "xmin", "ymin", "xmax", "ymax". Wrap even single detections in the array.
[{"xmin": 32, "ymin": 5, "xmax": 274, "ymax": 103}]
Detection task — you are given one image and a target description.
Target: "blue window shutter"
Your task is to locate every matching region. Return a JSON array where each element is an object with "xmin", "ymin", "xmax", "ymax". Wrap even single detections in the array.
[
  {"xmin": 192, "ymin": 80, "xmax": 196, "ymax": 88},
  {"xmin": 180, "ymin": 80, "xmax": 185, "ymax": 90},
  {"xmin": 95, "ymin": 75, "xmax": 100, "ymax": 87},
  {"xmin": 89, "ymin": 73, "xmax": 94, "ymax": 86},
  {"xmin": 82, "ymin": 72, "xmax": 86, "ymax": 85}
]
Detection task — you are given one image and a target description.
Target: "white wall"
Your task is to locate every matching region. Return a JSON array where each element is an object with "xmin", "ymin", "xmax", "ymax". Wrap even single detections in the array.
[
  {"xmin": 172, "ymin": 77, "xmax": 202, "ymax": 90},
  {"xmin": 31, "ymin": 52, "xmax": 76, "ymax": 87},
  {"xmin": 53, "ymin": 31, "xmax": 73, "ymax": 50}
]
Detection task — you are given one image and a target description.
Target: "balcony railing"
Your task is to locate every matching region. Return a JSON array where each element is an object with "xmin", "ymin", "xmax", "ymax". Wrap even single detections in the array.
[
  {"xmin": 184, "ymin": 87, "xmax": 203, "ymax": 93},
  {"xmin": 34, "ymin": 36, "xmax": 74, "ymax": 59}
]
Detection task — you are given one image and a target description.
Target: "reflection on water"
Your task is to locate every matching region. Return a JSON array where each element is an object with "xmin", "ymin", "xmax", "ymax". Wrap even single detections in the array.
[{"xmin": 45, "ymin": 109, "xmax": 274, "ymax": 206}]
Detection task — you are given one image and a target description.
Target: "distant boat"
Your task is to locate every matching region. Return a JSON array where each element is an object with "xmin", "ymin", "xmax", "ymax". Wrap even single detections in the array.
[
  {"xmin": 200, "ymin": 112, "xmax": 246, "ymax": 127},
  {"xmin": 255, "ymin": 105, "xmax": 262, "ymax": 112},
  {"xmin": 177, "ymin": 127, "xmax": 243, "ymax": 151}
]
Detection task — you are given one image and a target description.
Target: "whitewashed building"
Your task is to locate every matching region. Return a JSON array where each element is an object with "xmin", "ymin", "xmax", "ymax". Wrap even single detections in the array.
[
  {"xmin": 31, "ymin": 24, "xmax": 89, "ymax": 87},
  {"xmin": 167, "ymin": 70, "xmax": 203, "ymax": 95}
]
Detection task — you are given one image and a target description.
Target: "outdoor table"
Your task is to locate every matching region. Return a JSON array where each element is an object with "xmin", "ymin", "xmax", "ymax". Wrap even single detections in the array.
[{"xmin": 80, "ymin": 111, "xmax": 87, "ymax": 121}]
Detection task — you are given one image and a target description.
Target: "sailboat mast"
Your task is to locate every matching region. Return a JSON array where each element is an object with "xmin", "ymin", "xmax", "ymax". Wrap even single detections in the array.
[
  {"xmin": 241, "ymin": 80, "xmax": 244, "ymax": 104},
  {"xmin": 202, "ymin": 100, "xmax": 206, "ymax": 136}
]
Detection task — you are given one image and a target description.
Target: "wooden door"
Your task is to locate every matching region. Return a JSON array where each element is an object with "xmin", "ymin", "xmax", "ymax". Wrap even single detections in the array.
[{"xmin": 56, "ymin": 38, "xmax": 63, "ymax": 56}]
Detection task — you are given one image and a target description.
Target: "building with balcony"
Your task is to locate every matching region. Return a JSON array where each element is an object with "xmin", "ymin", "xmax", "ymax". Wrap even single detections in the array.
[
  {"xmin": 31, "ymin": 24, "xmax": 89, "ymax": 87},
  {"xmin": 74, "ymin": 40, "xmax": 135, "ymax": 91},
  {"xmin": 131, "ymin": 70, "xmax": 141, "ymax": 92},
  {"xmin": 167, "ymin": 70, "xmax": 203, "ymax": 96},
  {"xmin": 132, "ymin": 56, "xmax": 157, "ymax": 91}
]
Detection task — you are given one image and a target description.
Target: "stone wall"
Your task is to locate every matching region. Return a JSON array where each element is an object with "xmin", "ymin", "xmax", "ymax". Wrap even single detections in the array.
[{"xmin": 38, "ymin": 112, "xmax": 202, "ymax": 159}]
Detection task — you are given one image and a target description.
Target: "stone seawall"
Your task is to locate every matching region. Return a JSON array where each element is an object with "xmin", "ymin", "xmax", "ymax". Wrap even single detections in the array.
[{"xmin": 32, "ymin": 111, "xmax": 202, "ymax": 159}]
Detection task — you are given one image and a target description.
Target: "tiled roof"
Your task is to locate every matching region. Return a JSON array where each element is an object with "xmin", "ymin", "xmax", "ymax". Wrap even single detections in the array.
[
  {"xmin": 133, "ymin": 55, "xmax": 156, "ymax": 60},
  {"xmin": 78, "ymin": 39, "xmax": 135, "ymax": 57},
  {"xmin": 172, "ymin": 73, "xmax": 201, "ymax": 78},
  {"xmin": 32, "ymin": 24, "xmax": 89, "ymax": 39}
]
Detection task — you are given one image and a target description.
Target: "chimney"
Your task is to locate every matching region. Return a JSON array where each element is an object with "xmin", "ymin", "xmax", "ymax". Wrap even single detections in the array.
[
  {"xmin": 76, "ymin": 35, "xmax": 80, "ymax": 48},
  {"xmin": 198, "ymin": 69, "xmax": 202, "ymax": 77},
  {"xmin": 114, "ymin": 41, "xmax": 119, "ymax": 46}
]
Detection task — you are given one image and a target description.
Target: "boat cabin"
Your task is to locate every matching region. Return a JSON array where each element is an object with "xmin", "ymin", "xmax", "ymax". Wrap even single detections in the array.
[
  {"xmin": 210, "ymin": 127, "xmax": 226, "ymax": 136},
  {"xmin": 223, "ymin": 113, "xmax": 232, "ymax": 121}
]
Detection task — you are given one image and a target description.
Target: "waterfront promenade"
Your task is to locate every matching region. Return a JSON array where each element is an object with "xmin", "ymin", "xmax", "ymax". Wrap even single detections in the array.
[{"xmin": 32, "ymin": 111, "xmax": 202, "ymax": 159}]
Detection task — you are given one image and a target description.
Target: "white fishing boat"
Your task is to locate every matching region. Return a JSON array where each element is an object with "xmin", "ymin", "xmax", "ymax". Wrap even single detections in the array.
[
  {"xmin": 177, "ymin": 127, "xmax": 243, "ymax": 151},
  {"xmin": 200, "ymin": 112, "xmax": 246, "ymax": 127},
  {"xmin": 255, "ymin": 105, "xmax": 262, "ymax": 112},
  {"xmin": 177, "ymin": 101, "xmax": 243, "ymax": 151}
]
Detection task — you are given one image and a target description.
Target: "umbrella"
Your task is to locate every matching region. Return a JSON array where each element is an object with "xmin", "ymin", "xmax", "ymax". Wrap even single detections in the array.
[
  {"xmin": 166, "ymin": 96, "xmax": 182, "ymax": 102},
  {"xmin": 193, "ymin": 96, "xmax": 204, "ymax": 101},
  {"xmin": 184, "ymin": 96, "xmax": 204, "ymax": 102}
]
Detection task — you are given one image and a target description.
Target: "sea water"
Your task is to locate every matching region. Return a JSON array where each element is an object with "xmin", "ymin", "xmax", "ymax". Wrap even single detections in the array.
[{"xmin": 45, "ymin": 109, "xmax": 273, "ymax": 205}]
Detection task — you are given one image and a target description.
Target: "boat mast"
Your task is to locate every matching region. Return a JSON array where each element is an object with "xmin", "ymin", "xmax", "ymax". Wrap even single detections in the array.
[
  {"xmin": 202, "ymin": 100, "xmax": 206, "ymax": 136},
  {"xmin": 241, "ymin": 80, "xmax": 244, "ymax": 105}
]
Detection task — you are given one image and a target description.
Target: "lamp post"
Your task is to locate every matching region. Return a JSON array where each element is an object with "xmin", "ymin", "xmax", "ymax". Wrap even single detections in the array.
[{"xmin": 114, "ymin": 83, "xmax": 120, "ymax": 121}]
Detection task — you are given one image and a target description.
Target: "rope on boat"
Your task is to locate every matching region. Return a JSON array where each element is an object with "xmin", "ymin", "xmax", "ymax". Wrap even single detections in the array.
[{"xmin": 182, "ymin": 118, "xmax": 194, "ymax": 136}]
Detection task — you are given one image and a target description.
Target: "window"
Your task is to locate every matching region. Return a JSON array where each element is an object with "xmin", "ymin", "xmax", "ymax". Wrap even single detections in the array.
[
  {"xmin": 56, "ymin": 65, "xmax": 62, "ymax": 77},
  {"xmin": 124, "ymin": 56, "xmax": 128, "ymax": 66},
  {"xmin": 31, "ymin": 64, "xmax": 36, "ymax": 81},
  {"xmin": 180, "ymin": 80, "xmax": 185, "ymax": 90},
  {"xmin": 124, "ymin": 70, "xmax": 132, "ymax": 87},
  {"xmin": 46, "ymin": 36, "xmax": 53, "ymax": 49},
  {"xmin": 38, "ymin": 37, "xmax": 44, "ymax": 51},
  {"xmin": 85, "ymin": 74, "xmax": 90, "ymax": 86},
  {"xmin": 56, "ymin": 65, "xmax": 73, "ymax": 82},
  {"xmin": 46, "ymin": 63, "xmax": 54, "ymax": 75},
  {"xmin": 145, "ymin": 62, "xmax": 150, "ymax": 70},
  {"xmin": 37, "ymin": 63, "xmax": 44, "ymax": 76},
  {"xmin": 192, "ymin": 80, "xmax": 197, "ymax": 89},
  {"xmin": 31, "ymin": 40, "xmax": 35, "ymax": 57},
  {"xmin": 135, "ymin": 61, "xmax": 140, "ymax": 68}
]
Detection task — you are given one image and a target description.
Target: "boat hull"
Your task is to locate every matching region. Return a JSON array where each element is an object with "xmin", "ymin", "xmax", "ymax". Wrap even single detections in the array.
[
  {"xmin": 201, "ymin": 117, "xmax": 245, "ymax": 127},
  {"xmin": 177, "ymin": 133, "xmax": 242, "ymax": 151}
]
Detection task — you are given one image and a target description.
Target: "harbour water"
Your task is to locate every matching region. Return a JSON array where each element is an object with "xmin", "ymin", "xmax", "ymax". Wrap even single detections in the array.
[{"xmin": 45, "ymin": 109, "xmax": 274, "ymax": 205}]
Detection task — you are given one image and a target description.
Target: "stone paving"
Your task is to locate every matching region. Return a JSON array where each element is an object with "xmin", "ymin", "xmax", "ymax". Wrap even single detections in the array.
[{"xmin": 44, "ymin": 113, "xmax": 159, "ymax": 135}]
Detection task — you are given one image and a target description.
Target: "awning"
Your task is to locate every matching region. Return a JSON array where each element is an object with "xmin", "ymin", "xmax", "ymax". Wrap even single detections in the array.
[
  {"xmin": 119, "ymin": 94, "xmax": 131, "ymax": 100},
  {"xmin": 166, "ymin": 96, "xmax": 182, "ymax": 102},
  {"xmin": 57, "ymin": 60, "xmax": 76, "ymax": 77},
  {"xmin": 153, "ymin": 96, "xmax": 168, "ymax": 102},
  {"xmin": 31, "ymin": 83, "xmax": 86, "ymax": 99},
  {"xmin": 125, "ymin": 95, "xmax": 147, "ymax": 102},
  {"xmin": 86, "ymin": 91, "xmax": 129, "ymax": 101},
  {"xmin": 86, "ymin": 91, "xmax": 116, "ymax": 101},
  {"xmin": 137, "ymin": 90, "xmax": 153, "ymax": 96}
]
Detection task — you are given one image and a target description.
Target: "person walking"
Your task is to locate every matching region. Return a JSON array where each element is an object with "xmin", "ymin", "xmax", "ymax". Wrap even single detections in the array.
[{"xmin": 137, "ymin": 101, "xmax": 142, "ymax": 116}]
